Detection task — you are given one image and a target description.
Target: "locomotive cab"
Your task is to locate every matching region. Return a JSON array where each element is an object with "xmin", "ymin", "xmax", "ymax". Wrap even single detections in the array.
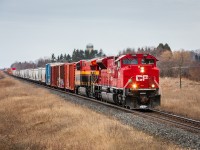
[
  {"xmin": 96, "ymin": 54, "xmax": 160, "ymax": 109},
  {"xmin": 75, "ymin": 59, "xmax": 99, "ymax": 97},
  {"xmin": 117, "ymin": 54, "xmax": 160, "ymax": 109}
]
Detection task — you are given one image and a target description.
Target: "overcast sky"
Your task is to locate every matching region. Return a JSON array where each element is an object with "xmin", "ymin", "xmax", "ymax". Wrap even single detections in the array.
[{"xmin": 0, "ymin": 0, "xmax": 200, "ymax": 68}]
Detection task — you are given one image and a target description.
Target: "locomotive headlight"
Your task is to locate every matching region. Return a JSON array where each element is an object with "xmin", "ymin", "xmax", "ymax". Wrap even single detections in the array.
[
  {"xmin": 140, "ymin": 67, "xmax": 145, "ymax": 73},
  {"xmin": 132, "ymin": 84, "xmax": 137, "ymax": 89},
  {"xmin": 151, "ymin": 84, "xmax": 155, "ymax": 88}
]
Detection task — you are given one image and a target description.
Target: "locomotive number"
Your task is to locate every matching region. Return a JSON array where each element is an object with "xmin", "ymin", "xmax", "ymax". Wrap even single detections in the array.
[{"xmin": 136, "ymin": 75, "xmax": 148, "ymax": 81}]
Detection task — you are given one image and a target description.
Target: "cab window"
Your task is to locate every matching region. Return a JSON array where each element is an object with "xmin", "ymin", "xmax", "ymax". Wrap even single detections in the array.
[
  {"xmin": 90, "ymin": 66, "xmax": 97, "ymax": 70},
  {"xmin": 142, "ymin": 59, "xmax": 154, "ymax": 64},
  {"xmin": 123, "ymin": 58, "xmax": 138, "ymax": 65},
  {"xmin": 76, "ymin": 63, "xmax": 81, "ymax": 70}
]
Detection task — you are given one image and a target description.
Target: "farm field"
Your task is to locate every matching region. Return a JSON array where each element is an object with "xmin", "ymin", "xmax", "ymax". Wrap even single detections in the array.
[
  {"xmin": 160, "ymin": 77, "xmax": 200, "ymax": 120},
  {"xmin": 0, "ymin": 74, "xmax": 180, "ymax": 150}
]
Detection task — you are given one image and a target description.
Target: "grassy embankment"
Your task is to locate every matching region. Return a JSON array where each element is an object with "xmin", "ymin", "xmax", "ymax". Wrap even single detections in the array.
[
  {"xmin": 160, "ymin": 77, "xmax": 200, "ymax": 120},
  {"xmin": 0, "ymin": 74, "xmax": 179, "ymax": 149}
]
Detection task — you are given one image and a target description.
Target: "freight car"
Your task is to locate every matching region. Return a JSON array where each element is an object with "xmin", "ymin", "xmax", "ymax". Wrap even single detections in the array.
[
  {"xmin": 45, "ymin": 63, "xmax": 63, "ymax": 86},
  {"xmin": 11, "ymin": 53, "xmax": 161, "ymax": 109},
  {"xmin": 38, "ymin": 68, "xmax": 46, "ymax": 83}
]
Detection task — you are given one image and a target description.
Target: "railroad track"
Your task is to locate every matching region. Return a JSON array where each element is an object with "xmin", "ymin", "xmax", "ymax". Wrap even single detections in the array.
[
  {"xmin": 8, "ymin": 74, "xmax": 200, "ymax": 134},
  {"xmin": 149, "ymin": 109, "xmax": 200, "ymax": 133}
]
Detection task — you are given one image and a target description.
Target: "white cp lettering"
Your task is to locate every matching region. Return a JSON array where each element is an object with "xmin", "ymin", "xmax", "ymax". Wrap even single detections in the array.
[{"xmin": 136, "ymin": 75, "xmax": 148, "ymax": 81}]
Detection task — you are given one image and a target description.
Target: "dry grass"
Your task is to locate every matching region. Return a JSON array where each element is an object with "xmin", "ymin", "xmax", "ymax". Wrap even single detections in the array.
[
  {"xmin": 0, "ymin": 76, "xmax": 180, "ymax": 150},
  {"xmin": 0, "ymin": 71, "xmax": 5, "ymax": 79},
  {"xmin": 160, "ymin": 77, "xmax": 200, "ymax": 120}
]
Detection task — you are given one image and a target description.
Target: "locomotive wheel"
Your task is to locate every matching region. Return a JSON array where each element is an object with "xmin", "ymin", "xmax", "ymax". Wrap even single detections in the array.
[
  {"xmin": 75, "ymin": 87, "xmax": 79, "ymax": 94},
  {"xmin": 121, "ymin": 99, "xmax": 126, "ymax": 108}
]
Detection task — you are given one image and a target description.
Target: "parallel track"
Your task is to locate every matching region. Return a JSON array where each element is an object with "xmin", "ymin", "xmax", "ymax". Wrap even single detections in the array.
[{"xmin": 9, "ymin": 75, "xmax": 200, "ymax": 134}]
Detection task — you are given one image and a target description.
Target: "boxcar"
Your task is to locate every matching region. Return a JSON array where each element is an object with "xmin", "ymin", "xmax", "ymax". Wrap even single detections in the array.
[
  {"xmin": 64, "ymin": 63, "xmax": 75, "ymax": 91},
  {"xmin": 56, "ymin": 64, "xmax": 65, "ymax": 88},
  {"xmin": 46, "ymin": 63, "xmax": 63, "ymax": 86},
  {"xmin": 51, "ymin": 65, "xmax": 57, "ymax": 87},
  {"xmin": 50, "ymin": 64, "xmax": 64, "ymax": 88},
  {"xmin": 46, "ymin": 64, "xmax": 51, "ymax": 85}
]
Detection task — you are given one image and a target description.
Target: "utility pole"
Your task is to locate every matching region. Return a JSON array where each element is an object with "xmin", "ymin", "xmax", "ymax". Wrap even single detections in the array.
[
  {"xmin": 179, "ymin": 52, "xmax": 184, "ymax": 89},
  {"xmin": 172, "ymin": 51, "xmax": 184, "ymax": 89},
  {"xmin": 179, "ymin": 65, "xmax": 182, "ymax": 89}
]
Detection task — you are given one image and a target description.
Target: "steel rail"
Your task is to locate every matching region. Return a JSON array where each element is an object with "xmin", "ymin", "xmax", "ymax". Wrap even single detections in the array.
[{"xmin": 150, "ymin": 109, "xmax": 200, "ymax": 124}]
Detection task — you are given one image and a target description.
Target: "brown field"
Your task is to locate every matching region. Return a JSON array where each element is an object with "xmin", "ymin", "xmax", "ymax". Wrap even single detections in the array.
[
  {"xmin": 0, "ymin": 71, "xmax": 5, "ymax": 79},
  {"xmin": 160, "ymin": 77, "xmax": 200, "ymax": 120},
  {"xmin": 0, "ymin": 75, "xmax": 179, "ymax": 150}
]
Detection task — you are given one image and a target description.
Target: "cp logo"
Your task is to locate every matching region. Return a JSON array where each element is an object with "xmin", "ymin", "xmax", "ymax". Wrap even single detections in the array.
[{"xmin": 136, "ymin": 75, "xmax": 148, "ymax": 81}]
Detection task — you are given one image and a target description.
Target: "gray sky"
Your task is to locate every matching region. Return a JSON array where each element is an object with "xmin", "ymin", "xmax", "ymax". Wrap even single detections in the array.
[{"xmin": 0, "ymin": 0, "xmax": 200, "ymax": 68}]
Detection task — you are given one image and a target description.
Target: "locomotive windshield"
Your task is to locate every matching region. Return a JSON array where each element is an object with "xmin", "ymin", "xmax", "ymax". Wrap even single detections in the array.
[
  {"xmin": 76, "ymin": 62, "xmax": 81, "ymax": 70},
  {"xmin": 141, "ymin": 58, "xmax": 154, "ymax": 64},
  {"xmin": 123, "ymin": 58, "xmax": 138, "ymax": 65}
]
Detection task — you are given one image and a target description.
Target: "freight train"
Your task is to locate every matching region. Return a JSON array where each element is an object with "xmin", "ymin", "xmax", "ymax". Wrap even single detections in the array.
[{"xmin": 11, "ymin": 53, "xmax": 161, "ymax": 109}]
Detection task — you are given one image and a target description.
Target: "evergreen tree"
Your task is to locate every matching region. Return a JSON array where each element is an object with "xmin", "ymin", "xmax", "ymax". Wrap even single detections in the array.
[
  {"xmin": 157, "ymin": 43, "xmax": 164, "ymax": 51},
  {"xmin": 164, "ymin": 43, "xmax": 171, "ymax": 51},
  {"xmin": 60, "ymin": 54, "xmax": 64, "ymax": 62},
  {"xmin": 66, "ymin": 54, "xmax": 72, "ymax": 62},
  {"xmin": 64, "ymin": 53, "xmax": 67, "ymax": 62},
  {"xmin": 72, "ymin": 49, "xmax": 76, "ymax": 61},
  {"xmin": 72, "ymin": 49, "xmax": 85, "ymax": 61},
  {"xmin": 89, "ymin": 50, "xmax": 96, "ymax": 59},
  {"xmin": 85, "ymin": 50, "xmax": 90, "ymax": 59},
  {"xmin": 79, "ymin": 50, "xmax": 85, "ymax": 60},
  {"xmin": 57, "ymin": 56, "xmax": 60, "ymax": 62},
  {"xmin": 51, "ymin": 53, "xmax": 56, "ymax": 62},
  {"xmin": 156, "ymin": 43, "xmax": 165, "ymax": 56}
]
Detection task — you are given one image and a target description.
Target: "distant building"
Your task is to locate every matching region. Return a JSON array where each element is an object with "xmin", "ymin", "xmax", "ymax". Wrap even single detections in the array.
[{"xmin": 86, "ymin": 43, "xmax": 94, "ymax": 52}]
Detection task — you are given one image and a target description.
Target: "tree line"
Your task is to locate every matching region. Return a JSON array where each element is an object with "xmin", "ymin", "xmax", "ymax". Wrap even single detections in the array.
[
  {"xmin": 118, "ymin": 43, "xmax": 171, "ymax": 57},
  {"xmin": 51, "ymin": 49, "xmax": 105, "ymax": 63},
  {"xmin": 11, "ymin": 49, "xmax": 105, "ymax": 69}
]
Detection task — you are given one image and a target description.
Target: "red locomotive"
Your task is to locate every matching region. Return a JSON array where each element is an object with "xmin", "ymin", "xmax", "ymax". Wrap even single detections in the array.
[{"xmin": 97, "ymin": 54, "xmax": 160, "ymax": 109}]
